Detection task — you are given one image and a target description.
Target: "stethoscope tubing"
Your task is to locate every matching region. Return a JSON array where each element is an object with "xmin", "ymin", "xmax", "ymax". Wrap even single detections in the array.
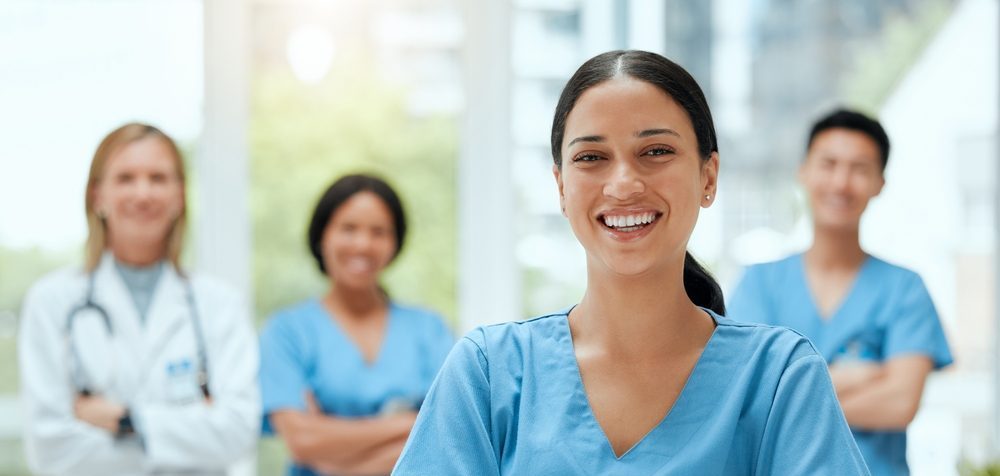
[{"xmin": 64, "ymin": 271, "xmax": 212, "ymax": 400}]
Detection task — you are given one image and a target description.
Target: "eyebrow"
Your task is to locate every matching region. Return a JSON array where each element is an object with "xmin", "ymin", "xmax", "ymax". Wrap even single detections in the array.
[
  {"xmin": 636, "ymin": 128, "xmax": 680, "ymax": 138},
  {"xmin": 567, "ymin": 128, "xmax": 681, "ymax": 147},
  {"xmin": 567, "ymin": 135, "xmax": 604, "ymax": 147}
]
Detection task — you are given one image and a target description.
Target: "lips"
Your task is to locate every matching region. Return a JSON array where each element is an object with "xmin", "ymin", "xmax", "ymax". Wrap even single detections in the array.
[{"xmin": 343, "ymin": 256, "xmax": 377, "ymax": 274}]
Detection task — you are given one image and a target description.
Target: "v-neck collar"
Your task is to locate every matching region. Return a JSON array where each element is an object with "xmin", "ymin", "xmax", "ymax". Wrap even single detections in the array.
[
  {"xmin": 559, "ymin": 308, "xmax": 729, "ymax": 461},
  {"xmin": 795, "ymin": 253, "xmax": 873, "ymax": 325},
  {"xmin": 314, "ymin": 298, "xmax": 395, "ymax": 369}
]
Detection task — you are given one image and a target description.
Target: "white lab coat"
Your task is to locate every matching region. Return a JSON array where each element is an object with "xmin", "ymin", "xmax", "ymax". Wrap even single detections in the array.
[{"xmin": 18, "ymin": 253, "xmax": 261, "ymax": 476}]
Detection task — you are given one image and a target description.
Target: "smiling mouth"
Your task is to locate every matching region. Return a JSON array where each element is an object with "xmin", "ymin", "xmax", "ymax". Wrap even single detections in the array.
[{"xmin": 598, "ymin": 211, "xmax": 662, "ymax": 233}]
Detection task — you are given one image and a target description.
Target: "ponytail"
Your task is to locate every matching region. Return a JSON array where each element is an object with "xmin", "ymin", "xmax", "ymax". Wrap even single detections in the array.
[{"xmin": 683, "ymin": 252, "xmax": 725, "ymax": 315}]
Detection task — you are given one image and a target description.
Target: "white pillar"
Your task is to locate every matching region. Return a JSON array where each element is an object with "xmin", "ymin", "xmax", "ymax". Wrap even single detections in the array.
[
  {"xmin": 627, "ymin": 0, "xmax": 666, "ymax": 53},
  {"xmin": 581, "ymin": 0, "xmax": 619, "ymax": 57},
  {"xmin": 198, "ymin": 0, "xmax": 252, "ymax": 298},
  {"xmin": 201, "ymin": 0, "xmax": 253, "ymax": 472},
  {"xmin": 459, "ymin": 0, "xmax": 519, "ymax": 333}
]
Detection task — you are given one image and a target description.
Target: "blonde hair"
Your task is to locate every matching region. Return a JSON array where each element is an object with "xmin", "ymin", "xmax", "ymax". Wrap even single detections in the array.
[{"xmin": 84, "ymin": 123, "xmax": 187, "ymax": 271}]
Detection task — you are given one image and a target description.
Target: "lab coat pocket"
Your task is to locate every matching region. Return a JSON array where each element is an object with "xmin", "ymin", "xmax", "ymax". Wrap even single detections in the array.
[{"xmin": 163, "ymin": 357, "xmax": 201, "ymax": 404}]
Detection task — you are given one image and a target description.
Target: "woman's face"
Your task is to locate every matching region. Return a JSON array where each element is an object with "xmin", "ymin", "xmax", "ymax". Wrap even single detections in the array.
[
  {"xmin": 321, "ymin": 191, "xmax": 397, "ymax": 290},
  {"xmin": 554, "ymin": 77, "xmax": 718, "ymax": 278},
  {"xmin": 799, "ymin": 128, "xmax": 884, "ymax": 231},
  {"xmin": 93, "ymin": 136, "xmax": 184, "ymax": 252}
]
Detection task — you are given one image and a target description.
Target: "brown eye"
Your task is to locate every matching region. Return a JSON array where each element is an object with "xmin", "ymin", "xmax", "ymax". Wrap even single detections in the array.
[
  {"xmin": 572, "ymin": 153, "xmax": 604, "ymax": 163},
  {"xmin": 642, "ymin": 147, "xmax": 675, "ymax": 158}
]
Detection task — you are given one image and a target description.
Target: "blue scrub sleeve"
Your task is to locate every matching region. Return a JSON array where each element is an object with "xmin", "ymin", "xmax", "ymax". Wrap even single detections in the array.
[
  {"xmin": 727, "ymin": 265, "xmax": 773, "ymax": 324},
  {"xmin": 258, "ymin": 317, "xmax": 310, "ymax": 434},
  {"xmin": 394, "ymin": 332, "xmax": 500, "ymax": 475},
  {"xmin": 756, "ymin": 354, "xmax": 870, "ymax": 475},
  {"xmin": 884, "ymin": 274, "xmax": 953, "ymax": 369}
]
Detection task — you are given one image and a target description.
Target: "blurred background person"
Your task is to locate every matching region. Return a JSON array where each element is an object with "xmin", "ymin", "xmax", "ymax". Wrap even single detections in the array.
[
  {"xmin": 17, "ymin": 123, "xmax": 261, "ymax": 475},
  {"xmin": 258, "ymin": 174, "xmax": 454, "ymax": 476},
  {"xmin": 727, "ymin": 109, "xmax": 953, "ymax": 475}
]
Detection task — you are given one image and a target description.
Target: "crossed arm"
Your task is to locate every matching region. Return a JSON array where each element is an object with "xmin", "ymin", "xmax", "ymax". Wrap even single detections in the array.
[
  {"xmin": 828, "ymin": 354, "xmax": 934, "ymax": 430},
  {"xmin": 269, "ymin": 392, "xmax": 416, "ymax": 476}
]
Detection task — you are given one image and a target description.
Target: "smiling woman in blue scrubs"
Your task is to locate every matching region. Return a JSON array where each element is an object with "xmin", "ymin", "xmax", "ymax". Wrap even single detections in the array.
[
  {"xmin": 393, "ymin": 51, "xmax": 868, "ymax": 475},
  {"xmin": 258, "ymin": 175, "xmax": 454, "ymax": 476},
  {"xmin": 728, "ymin": 109, "xmax": 952, "ymax": 475}
]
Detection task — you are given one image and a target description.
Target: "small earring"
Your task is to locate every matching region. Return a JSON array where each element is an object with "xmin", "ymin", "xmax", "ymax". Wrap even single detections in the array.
[{"xmin": 704, "ymin": 194, "xmax": 712, "ymax": 201}]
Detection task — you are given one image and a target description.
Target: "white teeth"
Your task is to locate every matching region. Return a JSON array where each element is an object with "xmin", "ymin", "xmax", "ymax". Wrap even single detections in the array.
[{"xmin": 603, "ymin": 213, "xmax": 657, "ymax": 229}]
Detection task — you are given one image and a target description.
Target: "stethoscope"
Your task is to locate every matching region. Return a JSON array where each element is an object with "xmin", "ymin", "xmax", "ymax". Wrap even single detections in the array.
[{"xmin": 65, "ymin": 272, "xmax": 211, "ymax": 399}]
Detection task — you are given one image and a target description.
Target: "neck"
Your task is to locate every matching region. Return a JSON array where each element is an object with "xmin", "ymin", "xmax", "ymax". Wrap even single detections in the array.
[
  {"xmin": 571, "ymin": 254, "xmax": 712, "ymax": 358},
  {"xmin": 807, "ymin": 223, "xmax": 866, "ymax": 270},
  {"xmin": 326, "ymin": 282, "xmax": 386, "ymax": 319},
  {"xmin": 109, "ymin": 242, "xmax": 166, "ymax": 268}
]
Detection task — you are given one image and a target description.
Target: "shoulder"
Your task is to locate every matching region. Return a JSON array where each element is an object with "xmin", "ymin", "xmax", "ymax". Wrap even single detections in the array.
[
  {"xmin": 732, "ymin": 255, "xmax": 801, "ymax": 297},
  {"xmin": 23, "ymin": 266, "xmax": 86, "ymax": 312},
  {"xmin": 742, "ymin": 254, "xmax": 800, "ymax": 278},
  {"xmin": 459, "ymin": 310, "xmax": 570, "ymax": 368},
  {"xmin": 272, "ymin": 298, "xmax": 321, "ymax": 318},
  {"xmin": 713, "ymin": 313, "xmax": 821, "ymax": 365},
  {"xmin": 261, "ymin": 299, "xmax": 321, "ymax": 333},
  {"xmin": 28, "ymin": 266, "xmax": 87, "ymax": 294},
  {"xmin": 476, "ymin": 309, "xmax": 567, "ymax": 345},
  {"xmin": 866, "ymin": 255, "xmax": 923, "ymax": 285}
]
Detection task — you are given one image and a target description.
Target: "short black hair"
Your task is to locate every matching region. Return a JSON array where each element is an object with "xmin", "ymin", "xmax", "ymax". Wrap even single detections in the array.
[
  {"xmin": 307, "ymin": 174, "xmax": 407, "ymax": 275},
  {"xmin": 807, "ymin": 108, "xmax": 890, "ymax": 172}
]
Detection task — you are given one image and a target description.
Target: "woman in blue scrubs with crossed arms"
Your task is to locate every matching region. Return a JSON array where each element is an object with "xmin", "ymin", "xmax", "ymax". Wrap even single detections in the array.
[
  {"xmin": 394, "ymin": 50, "xmax": 867, "ymax": 475},
  {"xmin": 727, "ymin": 109, "xmax": 952, "ymax": 475},
  {"xmin": 259, "ymin": 174, "xmax": 454, "ymax": 475}
]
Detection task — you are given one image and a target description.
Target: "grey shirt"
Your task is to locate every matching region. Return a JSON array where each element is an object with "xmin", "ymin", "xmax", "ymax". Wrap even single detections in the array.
[{"xmin": 113, "ymin": 259, "xmax": 164, "ymax": 324}]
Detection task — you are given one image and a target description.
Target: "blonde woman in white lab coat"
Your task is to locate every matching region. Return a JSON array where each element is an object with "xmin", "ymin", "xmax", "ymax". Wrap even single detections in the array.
[{"xmin": 18, "ymin": 123, "xmax": 260, "ymax": 475}]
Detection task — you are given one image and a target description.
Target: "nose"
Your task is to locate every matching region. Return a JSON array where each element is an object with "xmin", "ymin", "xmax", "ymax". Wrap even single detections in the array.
[
  {"xmin": 350, "ymin": 229, "xmax": 376, "ymax": 252},
  {"xmin": 831, "ymin": 166, "xmax": 851, "ymax": 191},
  {"xmin": 133, "ymin": 177, "xmax": 154, "ymax": 201},
  {"xmin": 603, "ymin": 160, "xmax": 645, "ymax": 201}
]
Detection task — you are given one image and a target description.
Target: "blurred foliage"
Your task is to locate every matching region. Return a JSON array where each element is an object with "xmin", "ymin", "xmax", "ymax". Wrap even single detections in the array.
[
  {"xmin": 0, "ymin": 246, "xmax": 77, "ymax": 394},
  {"xmin": 249, "ymin": 58, "xmax": 458, "ymax": 327},
  {"xmin": 840, "ymin": 0, "xmax": 954, "ymax": 110},
  {"xmin": 0, "ymin": 246, "xmax": 77, "ymax": 314},
  {"xmin": 959, "ymin": 460, "xmax": 1000, "ymax": 476},
  {"xmin": 257, "ymin": 437, "xmax": 290, "ymax": 475},
  {"xmin": 0, "ymin": 438, "xmax": 29, "ymax": 476}
]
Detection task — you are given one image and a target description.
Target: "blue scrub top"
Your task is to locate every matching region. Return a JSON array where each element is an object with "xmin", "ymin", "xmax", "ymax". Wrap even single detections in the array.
[
  {"xmin": 259, "ymin": 299, "xmax": 454, "ymax": 476},
  {"xmin": 394, "ymin": 308, "xmax": 869, "ymax": 475},
  {"xmin": 727, "ymin": 253, "xmax": 953, "ymax": 476}
]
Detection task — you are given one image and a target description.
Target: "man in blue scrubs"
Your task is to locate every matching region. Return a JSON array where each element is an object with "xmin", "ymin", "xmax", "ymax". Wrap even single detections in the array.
[{"xmin": 728, "ymin": 109, "xmax": 952, "ymax": 475}]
